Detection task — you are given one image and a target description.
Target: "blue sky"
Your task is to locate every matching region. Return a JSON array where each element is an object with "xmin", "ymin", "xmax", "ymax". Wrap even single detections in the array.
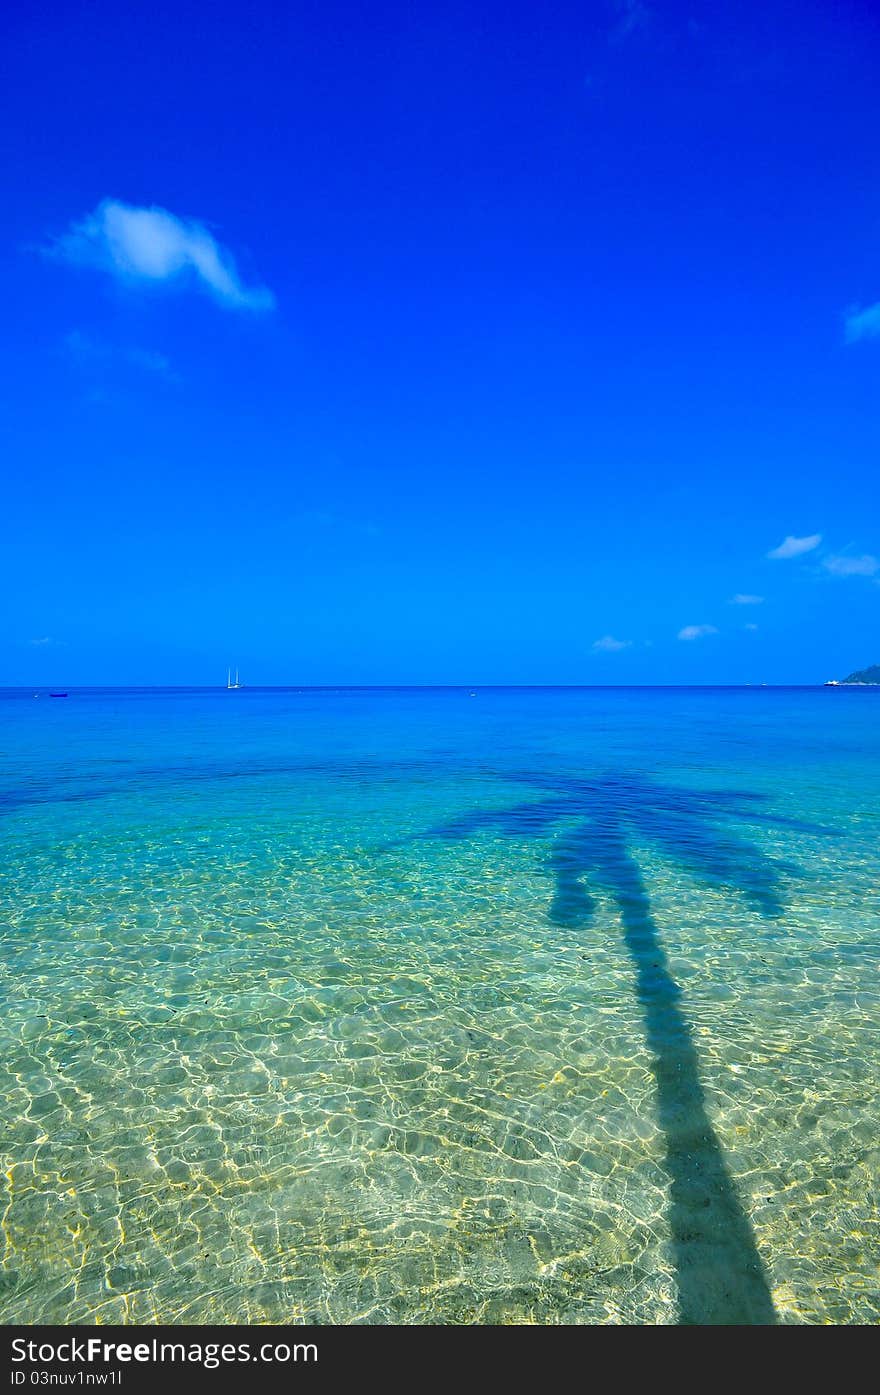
[{"xmin": 3, "ymin": 0, "xmax": 879, "ymax": 684}]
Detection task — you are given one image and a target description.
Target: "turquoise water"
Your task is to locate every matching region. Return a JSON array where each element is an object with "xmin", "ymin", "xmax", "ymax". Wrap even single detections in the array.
[{"xmin": 1, "ymin": 686, "xmax": 878, "ymax": 1325}]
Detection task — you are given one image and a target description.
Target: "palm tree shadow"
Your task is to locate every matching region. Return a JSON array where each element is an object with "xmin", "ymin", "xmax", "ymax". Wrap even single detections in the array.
[
  {"xmin": 552, "ymin": 817, "xmax": 777, "ymax": 1323},
  {"xmin": 420, "ymin": 772, "xmax": 831, "ymax": 1324}
]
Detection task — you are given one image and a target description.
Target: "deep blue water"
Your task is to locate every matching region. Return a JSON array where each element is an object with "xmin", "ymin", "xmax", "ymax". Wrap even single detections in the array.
[{"xmin": 1, "ymin": 687, "xmax": 878, "ymax": 1323}]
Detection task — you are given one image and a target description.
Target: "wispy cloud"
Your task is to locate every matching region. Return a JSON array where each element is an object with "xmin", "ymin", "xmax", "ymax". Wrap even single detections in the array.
[
  {"xmin": 48, "ymin": 199, "xmax": 275, "ymax": 312},
  {"xmin": 729, "ymin": 593, "xmax": 763, "ymax": 605},
  {"xmin": 609, "ymin": 0, "xmax": 653, "ymax": 44},
  {"xmin": 845, "ymin": 303, "xmax": 880, "ymax": 342},
  {"xmin": 678, "ymin": 624, "xmax": 718, "ymax": 641},
  {"xmin": 766, "ymin": 533, "xmax": 821, "ymax": 560},
  {"xmin": 823, "ymin": 553, "xmax": 878, "ymax": 577},
  {"xmin": 64, "ymin": 330, "xmax": 178, "ymax": 381},
  {"xmin": 744, "ymin": 623, "xmax": 759, "ymax": 632},
  {"xmin": 28, "ymin": 636, "xmax": 55, "ymax": 646},
  {"xmin": 126, "ymin": 346, "xmax": 176, "ymax": 377},
  {"xmin": 592, "ymin": 634, "xmax": 631, "ymax": 652}
]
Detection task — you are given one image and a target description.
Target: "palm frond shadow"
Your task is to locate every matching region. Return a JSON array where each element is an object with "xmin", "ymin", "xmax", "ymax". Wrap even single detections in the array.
[{"xmin": 420, "ymin": 771, "xmax": 829, "ymax": 1324}]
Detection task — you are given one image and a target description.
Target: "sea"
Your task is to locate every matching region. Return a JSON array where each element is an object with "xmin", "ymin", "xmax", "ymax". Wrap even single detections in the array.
[{"xmin": 0, "ymin": 685, "xmax": 878, "ymax": 1324}]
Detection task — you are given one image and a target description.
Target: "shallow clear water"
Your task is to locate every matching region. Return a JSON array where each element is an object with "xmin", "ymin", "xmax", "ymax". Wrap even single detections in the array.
[{"xmin": 1, "ymin": 686, "xmax": 878, "ymax": 1325}]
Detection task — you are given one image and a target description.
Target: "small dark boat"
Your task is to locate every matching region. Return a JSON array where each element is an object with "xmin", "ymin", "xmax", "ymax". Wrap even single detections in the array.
[{"xmin": 49, "ymin": 692, "xmax": 68, "ymax": 698}]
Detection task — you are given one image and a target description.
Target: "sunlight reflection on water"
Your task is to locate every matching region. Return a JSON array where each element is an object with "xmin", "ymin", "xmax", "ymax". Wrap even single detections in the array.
[{"xmin": 1, "ymin": 687, "xmax": 878, "ymax": 1323}]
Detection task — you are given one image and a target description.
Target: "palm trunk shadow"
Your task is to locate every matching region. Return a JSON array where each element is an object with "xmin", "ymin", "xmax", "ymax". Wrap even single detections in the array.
[{"xmin": 551, "ymin": 825, "xmax": 777, "ymax": 1325}]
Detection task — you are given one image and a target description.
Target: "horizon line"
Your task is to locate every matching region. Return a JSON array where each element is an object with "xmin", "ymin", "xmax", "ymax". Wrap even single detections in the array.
[{"xmin": 1, "ymin": 682, "xmax": 846, "ymax": 692}]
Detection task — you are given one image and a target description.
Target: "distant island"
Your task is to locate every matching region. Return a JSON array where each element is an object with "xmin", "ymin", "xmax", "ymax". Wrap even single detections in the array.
[{"xmin": 826, "ymin": 664, "xmax": 880, "ymax": 686}]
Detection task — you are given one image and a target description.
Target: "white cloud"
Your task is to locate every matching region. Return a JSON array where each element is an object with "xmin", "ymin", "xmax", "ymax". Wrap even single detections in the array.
[
  {"xmin": 28, "ymin": 636, "xmax": 54, "ymax": 646},
  {"xmin": 744, "ymin": 623, "xmax": 759, "ymax": 631},
  {"xmin": 50, "ymin": 199, "xmax": 275, "ymax": 311},
  {"xmin": 823, "ymin": 553, "xmax": 879, "ymax": 577},
  {"xmin": 592, "ymin": 635, "xmax": 631, "ymax": 652},
  {"xmin": 845, "ymin": 303, "xmax": 880, "ymax": 342},
  {"xmin": 766, "ymin": 533, "xmax": 821, "ymax": 560},
  {"xmin": 730, "ymin": 593, "xmax": 764, "ymax": 605},
  {"xmin": 678, "ymin": 624, "xmax": 718, "ymax": 641}
]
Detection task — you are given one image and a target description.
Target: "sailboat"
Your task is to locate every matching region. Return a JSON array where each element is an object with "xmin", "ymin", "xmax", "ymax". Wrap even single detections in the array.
[{"xmin": 226, "ymin": 667, "xmax": 243, "ymax": 689}]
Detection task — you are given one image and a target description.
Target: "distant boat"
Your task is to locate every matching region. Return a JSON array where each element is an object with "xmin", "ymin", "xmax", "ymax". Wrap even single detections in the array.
[
  {"xmin": 49, "ymin": 692, "xmax": 68, "ymax": 698},
  {"xmin": 824, "ymin": 679, "xmax": 840, "ymax": 686},
  {"xmin": 226, "ymin": 667, "xmax": 243, "ymax": 690}
]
